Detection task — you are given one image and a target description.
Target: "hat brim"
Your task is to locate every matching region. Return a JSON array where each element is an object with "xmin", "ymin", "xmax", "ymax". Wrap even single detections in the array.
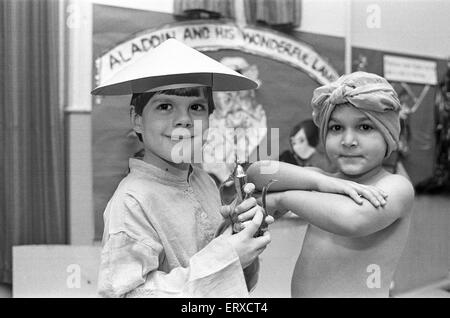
[
  {"xmin": 91, "ymin": 72, "xmax": 257, "ymax": 96},
  {"xmin": 91, "ymin": 38, "xmax": 259, "ymax": 96}
]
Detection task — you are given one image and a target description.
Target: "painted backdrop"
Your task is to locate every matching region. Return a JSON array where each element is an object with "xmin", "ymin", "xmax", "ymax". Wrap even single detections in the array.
[{"xmin": 92, "ymin": 4, "xmax": 344, "ymax": 239}]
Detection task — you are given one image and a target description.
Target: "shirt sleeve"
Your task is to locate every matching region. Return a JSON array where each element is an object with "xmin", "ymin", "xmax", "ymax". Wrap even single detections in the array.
[
  {"xmin": 98, "ymin": 194, "xmax": 249, "ymax": 298},
  {"xmin": 98, "ymin": 231, "xmax": 249, "ymax": 298},
  {"xmin": 125, "ymin": 235, "xmax": 249, "ymax": 298}
]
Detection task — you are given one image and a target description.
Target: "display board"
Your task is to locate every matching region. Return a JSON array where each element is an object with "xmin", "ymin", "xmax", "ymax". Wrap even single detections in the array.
[
  {"xmin": 92, "ymin": 4, "xmax": 344, "ymax": 239},
  {"xmin": 352, "ymin": 47, "xmax": 448, "ymax": 186}
]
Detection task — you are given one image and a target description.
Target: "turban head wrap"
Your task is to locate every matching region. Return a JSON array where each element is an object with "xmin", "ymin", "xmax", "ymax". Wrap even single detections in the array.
[{"xmin": 311, "ymin": 71, "xmax": 401, "ymax": 158}]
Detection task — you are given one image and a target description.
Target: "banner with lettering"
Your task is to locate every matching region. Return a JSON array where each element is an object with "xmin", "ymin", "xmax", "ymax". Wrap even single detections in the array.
[{"xmin": 95, "ymin": 20, "xmax": 339, "ymax": 87}]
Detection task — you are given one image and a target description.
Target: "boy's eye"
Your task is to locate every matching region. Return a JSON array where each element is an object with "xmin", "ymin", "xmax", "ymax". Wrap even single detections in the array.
[
  {"xmin": 359, "ymin": 124, "xmax": 373, "ymax": 131},
  {"xmin": 328, "ymin": 124, "xmax": 342, "ymax": 132},
  {"xmin": 190, "ymin": 103, "xmax": 207, "ymax": 112},
  {"xmin": 156, "ymin": 103, "xmax": 172, "ymax": 111}
]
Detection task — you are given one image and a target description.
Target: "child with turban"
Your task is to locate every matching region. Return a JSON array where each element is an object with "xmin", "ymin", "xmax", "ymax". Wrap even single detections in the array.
[{"xmin": 247, "ymin": 72, "xmax": 414, "ymax": 297}]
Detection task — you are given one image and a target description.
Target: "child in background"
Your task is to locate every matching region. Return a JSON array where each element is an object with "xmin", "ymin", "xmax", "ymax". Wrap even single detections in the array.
[
  {"xmin": 279, "ymin": 119, "xmax": 337, "ymax": 173},
  {"xmin": 248, "ymin": 72, "xmax": 414, "ymax": 297},
  {"xmin": 92, "ymin": 39, "xmax": 272, "ymax": 297}
]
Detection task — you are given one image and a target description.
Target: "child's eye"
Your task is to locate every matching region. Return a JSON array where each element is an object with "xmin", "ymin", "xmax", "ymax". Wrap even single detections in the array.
[
  {"xmin": 359, "ymin": 124, "xmax": 373, "ymax": 131},
  {"xmin": 156, "ymin": 103, "xmax": 172, "ymax": 111},
  {"xmin": 190, "ymin": 104, "xmax": 207, "ymax": 112},
  {"xmin": 328, "ymin": 124, "xmax": 342, "ymax": 132}
]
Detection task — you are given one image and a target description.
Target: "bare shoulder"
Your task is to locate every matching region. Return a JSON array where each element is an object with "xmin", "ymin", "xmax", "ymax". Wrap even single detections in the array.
[{"xmin": 375, "ymin": 173, "xmax": 415, "ymax": 217}]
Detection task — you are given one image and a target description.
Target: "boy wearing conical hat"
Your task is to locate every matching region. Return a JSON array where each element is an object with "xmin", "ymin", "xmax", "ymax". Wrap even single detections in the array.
[
  {"xmin": 248, "ymin": 72, "xmax": 414, "ymax": 297},
  {"xmin": 93, "ymin": 39, "xmax": 273, "ymax": 297}
]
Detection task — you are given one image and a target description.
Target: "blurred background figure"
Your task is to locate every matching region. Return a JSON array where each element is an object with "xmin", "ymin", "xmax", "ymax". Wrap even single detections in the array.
[
  {"xmin": 279, "ymin": 119, "xmax": 337, "ymax": 173},
  {"xmin": 203, "ymin": 56, "xmax": 267, "ymax": 185}
]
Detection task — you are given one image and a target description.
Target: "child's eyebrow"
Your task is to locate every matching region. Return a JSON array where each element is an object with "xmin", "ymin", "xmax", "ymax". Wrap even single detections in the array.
[
  {"xmin": 189, "ymin": 97, "xmax": 208, "ymax": 103},
  {"xmin": 149, "ymin": 96, "xmax": 173, "ymax": 103},
  {"xmin": 151, "ymin": 95, "xmax": 207, "ymax": 103},
  {"xmin": 354, "ymin": 116, "xmax": 372, "ymax": 123},
  {"xmin": 329, "ymin": 114, "xmax": 370, "ymax": 123},
  {"xmin": 328, "ymin": 117, "xmax": 341, "ymax": 124}
]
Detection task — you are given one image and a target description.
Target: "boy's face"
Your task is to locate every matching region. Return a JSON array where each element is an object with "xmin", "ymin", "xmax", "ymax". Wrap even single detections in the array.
[
  {"xmin": 133, "ymin": 89, "xmax": 210, "ymax": 168},
  {"xmin": 325, "ymin": 105, "xmax": 386, "ymax": 178}
]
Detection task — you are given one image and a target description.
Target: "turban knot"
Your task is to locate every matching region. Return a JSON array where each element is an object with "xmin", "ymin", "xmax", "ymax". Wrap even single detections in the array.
[{"xmin": 329, "ymin": 83, "xmax": 355, "ymax": 105}]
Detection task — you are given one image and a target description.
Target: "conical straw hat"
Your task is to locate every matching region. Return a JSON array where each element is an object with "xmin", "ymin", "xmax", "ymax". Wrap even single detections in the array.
[{"xmin": 91, "ymin": 38, "xmax": 258, "ymax": 95}]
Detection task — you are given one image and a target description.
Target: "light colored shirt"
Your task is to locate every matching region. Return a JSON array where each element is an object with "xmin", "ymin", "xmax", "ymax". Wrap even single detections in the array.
[{"xmin": 98, "ymin": 158, "xmax": 255, "ymax": 297}]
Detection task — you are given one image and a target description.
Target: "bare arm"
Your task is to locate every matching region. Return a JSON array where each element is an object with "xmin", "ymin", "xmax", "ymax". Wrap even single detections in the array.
[
  {"xmin": 274, "ymin": 174, "xmax": 414, "ymax": 237},
  {"xmin": 248, "ymin": 160, "xmax": 388, "ymax": 207},
  {"xmin": 247, "ymin": 160, "xmax": 325, "ymax": 192}
]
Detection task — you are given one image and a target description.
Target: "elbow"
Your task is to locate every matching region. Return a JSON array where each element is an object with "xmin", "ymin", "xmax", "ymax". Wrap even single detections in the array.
[
  {"xmin": 334, "ymin": 216, "xmax": 373, "ymax": 238},
  {"xmin": 341, "ymin": 224, "xmax": 367, "ymax": 238},
  {"xmin": 332, "ymin": 223, "xmax": 362, "ymax": 238},
  {"xmin": 348, "ymin": 222, "xmax": 383, "ymax": 238}
]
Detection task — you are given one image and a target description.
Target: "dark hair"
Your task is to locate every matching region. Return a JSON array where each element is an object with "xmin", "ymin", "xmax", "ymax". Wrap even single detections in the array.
[
  {"xmin": 289, "ymin": 119, "xmax": 319, "ymax": 147},
  {"xmin": 130, "ymin": 86, "xmax": 215, "ymax": 142}
]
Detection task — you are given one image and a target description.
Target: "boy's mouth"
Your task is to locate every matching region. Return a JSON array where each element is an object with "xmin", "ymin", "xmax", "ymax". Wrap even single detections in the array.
[{"xmin": 339, "ymin": 154, "xmax": 364, "ymax": 159}]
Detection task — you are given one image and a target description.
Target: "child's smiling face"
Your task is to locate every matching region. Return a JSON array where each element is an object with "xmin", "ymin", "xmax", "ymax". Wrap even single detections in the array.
[
  {"xmin": 325, "ymin": 104, "xmax": 386, "ymax": 179},
  {"xmin": 133, "ymin": 88, "xmax": 210, "ymax": 169}
]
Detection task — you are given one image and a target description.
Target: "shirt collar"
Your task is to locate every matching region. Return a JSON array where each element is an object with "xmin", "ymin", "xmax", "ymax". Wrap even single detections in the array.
[{"xmin": 129, "ymin": 158, "xmax": 194, "ymax": 185}]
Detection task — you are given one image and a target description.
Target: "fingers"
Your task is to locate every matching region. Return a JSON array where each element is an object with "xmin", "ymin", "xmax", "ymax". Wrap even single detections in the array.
[
  {"xmin": 346, "ymin": 188, "xmax": 364, "ymax": 205},
  {"xmin": 219, "ymin": 205, "xmax": 232, "ymax": 218},
  {"xmin": 253, "ymin": 230, "xmax": 271, "ymax": 250},
  {"xmin": 233, "ymin": 212, "xmax": 274, "ymax": 235},
  {"xmin": 233, "ymin": 183, "xmax": 258, "ymax": 215},
  {"xmin": 234, "ymin": 196, "xmax": 257, "ymax": 214},
  {"xmin": 239, "ymin": 208, "xmax": 263, "ymax": 236},
  {"xmin": 361, "ymin": 186, "xmax": 388, "ymax": 208},
  {"xmin": 347, "ymin": 184, "xmax": 388, "ymax": 208},
  {"xmin": 370, "ymin": 187, "xmax": 387, "ymax": 206},
  {"xmin": 236, "ymin": 206, "xmax": 274, "ymax": 223},
  {"xmin": 236, "ymin": 205, "xmax": 258, "ymax": 222},
  {"xmin": 359, "ymin": 188, "xmax": 381, "ymax": 207}
]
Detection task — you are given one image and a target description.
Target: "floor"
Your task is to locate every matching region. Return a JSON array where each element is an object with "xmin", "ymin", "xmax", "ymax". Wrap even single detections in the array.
[
  {"xmin": 251, "ymin": 215, "xmax": 307, "ymax": 297},
  {"xmin": 395, "ymin": 279, "xmax": 450, "ymax": 298},
  {"xmin": 1, "ymin": 215, "xmax": 449, "ymax": 298}
]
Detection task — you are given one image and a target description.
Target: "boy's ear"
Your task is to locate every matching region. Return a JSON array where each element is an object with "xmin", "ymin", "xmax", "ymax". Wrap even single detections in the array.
[{"xmin": 130, "ymin": 106, "xmax": 143, "ymax": 134}]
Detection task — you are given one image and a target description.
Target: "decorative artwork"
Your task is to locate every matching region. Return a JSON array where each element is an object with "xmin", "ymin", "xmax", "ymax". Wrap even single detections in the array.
[{"xmin": 203, "ymin": 56, "xmax": 267, "ymax": 182}]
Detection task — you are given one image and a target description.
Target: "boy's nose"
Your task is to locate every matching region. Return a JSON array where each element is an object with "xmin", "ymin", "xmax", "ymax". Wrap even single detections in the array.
[
  {"xmin": 341, "ymin": 130, "xmax": 358, "ymax": 147},
  {"xmin": 174, "ymin": 110, "xmax": 193, "ymax": 128}
]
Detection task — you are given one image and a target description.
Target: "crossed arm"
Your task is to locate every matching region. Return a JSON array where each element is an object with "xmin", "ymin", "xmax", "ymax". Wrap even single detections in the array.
[{"xmin": 247, "ymin": 161, "xmax": 414, "ymax": 237}]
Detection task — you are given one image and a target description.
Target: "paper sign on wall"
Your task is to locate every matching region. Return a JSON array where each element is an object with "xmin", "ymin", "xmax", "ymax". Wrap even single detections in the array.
[{"xmin": 384, "ymin": 55, "xmax": 437, "ymax": 85}]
